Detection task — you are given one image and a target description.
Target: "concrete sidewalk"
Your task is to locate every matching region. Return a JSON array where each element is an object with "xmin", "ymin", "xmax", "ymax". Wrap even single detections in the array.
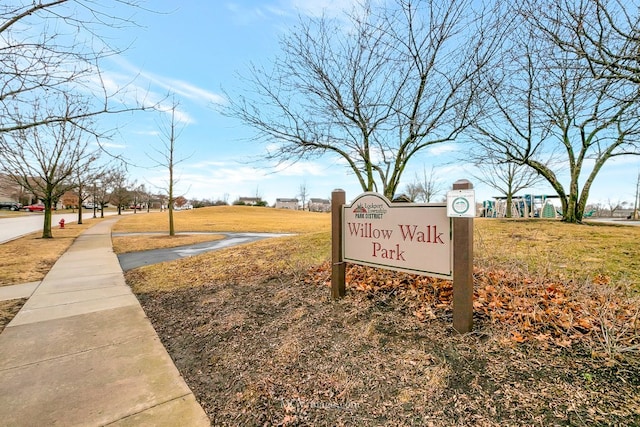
[{"xmin": 0, "ymin": 219, "xmax": 210, "ymax": 426}]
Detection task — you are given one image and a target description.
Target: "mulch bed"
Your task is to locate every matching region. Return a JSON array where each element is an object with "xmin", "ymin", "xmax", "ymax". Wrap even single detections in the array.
[{"xmin": 137, "ymin": 269, "xmax": 639, "ymax": 426}]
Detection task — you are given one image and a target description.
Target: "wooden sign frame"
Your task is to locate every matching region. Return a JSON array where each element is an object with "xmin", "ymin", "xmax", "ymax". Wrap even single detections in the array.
[{"xmin": 331, "ymin": 179, "xmax": 474, "ymax": 333}]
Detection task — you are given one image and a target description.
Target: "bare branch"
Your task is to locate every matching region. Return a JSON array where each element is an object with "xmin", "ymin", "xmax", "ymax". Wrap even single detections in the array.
[{"xmin": 225, "ymin": 0, "xmax": 505, "ymax": 199}]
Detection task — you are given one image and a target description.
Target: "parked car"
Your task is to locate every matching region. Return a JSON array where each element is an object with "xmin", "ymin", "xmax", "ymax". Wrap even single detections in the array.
[
  {"xmin": 0, "ymin": 201, "xmax": 22, "ymax": 211},
  {"xmin": 23, "ymin": 204, "xmax": 46, "ymax": 212}
]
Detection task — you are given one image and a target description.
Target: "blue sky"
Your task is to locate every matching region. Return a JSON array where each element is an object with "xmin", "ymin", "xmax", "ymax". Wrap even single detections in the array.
[{"xmin": 94, "ymin": 0, "xmax": 638, "ymax": 207}]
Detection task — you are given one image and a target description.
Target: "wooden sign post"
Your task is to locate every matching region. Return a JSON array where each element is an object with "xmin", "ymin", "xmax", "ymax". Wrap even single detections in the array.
[
  {"xmin": 451, "ymin": 180, "xmax": 474, "ymax": 333},
  {"xmin": 331, "ymin": 189, "xmax": 346, "ymax": 299},
  {"xmin": 331, "ymin": 182, "xmax": 474, "ymax": 333}
]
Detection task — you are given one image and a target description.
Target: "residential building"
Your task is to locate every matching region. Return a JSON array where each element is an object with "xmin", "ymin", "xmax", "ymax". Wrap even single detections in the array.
[
  {"xmin": 308, "ymin": 198, "xmax": 331, "ymax": 212},
  {"xmin": 275, "ymin": 198, "xmax": 299, "ymax": 210},
  {"xmin": 237, "ymin": 197, "xmax": 263, "ymax": 206}
]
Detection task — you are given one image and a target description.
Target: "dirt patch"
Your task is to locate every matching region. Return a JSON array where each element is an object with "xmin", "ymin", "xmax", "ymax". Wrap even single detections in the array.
[
  {"xmin": 0, "ymin": 299, "xmax": 26, "ymax": 332},
  {"xmin": 137, "ymin": 276, "xmax": 639, "ymax": 426}
]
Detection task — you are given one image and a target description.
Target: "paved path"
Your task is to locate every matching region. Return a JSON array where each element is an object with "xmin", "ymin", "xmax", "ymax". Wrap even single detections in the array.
[
  {"xmin": 587, "ymin": 218, "xmax": 640, "ymax": 226},
  {"xmin": 117, "ymin": 232, "xmax": 293, "ymax": 271},
  {"xmin": 0, "ymin": 218, "xmax": 210, "ymax": 426},
  {"xmin": 0, "ymin": 281, "xmax": 39, "ymax": 301}
]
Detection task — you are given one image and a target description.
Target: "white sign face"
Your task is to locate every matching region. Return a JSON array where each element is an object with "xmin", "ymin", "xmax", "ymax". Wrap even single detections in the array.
[
  {"xmin": 342, "ymin": 193, "xmax": 452, "ymax": 278},
  {"xmin": 447, "ymin": 189, "xmax": 475, "ymax": 218}
]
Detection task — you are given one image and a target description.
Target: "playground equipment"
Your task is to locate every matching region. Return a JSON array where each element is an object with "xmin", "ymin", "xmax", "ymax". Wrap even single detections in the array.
[{"xmin": 482, "ymin": 194, "xmax": 560, "ymax": 218}]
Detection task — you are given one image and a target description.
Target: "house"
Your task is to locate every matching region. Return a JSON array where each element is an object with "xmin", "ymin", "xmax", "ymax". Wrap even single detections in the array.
[
  {"xmin": 308, "ymin": 198, "xmax": 331, "ymax": 212},
  {"xmin": 237, "ymin": 197, "xmax": 263, "ymax": 206},
  {"xmin": 0, "ymin": 173, "xmax": 35, "ymax": 205},
  {"xmin": 275, "ymin": 198, "xmax": 299, "ymax": 210}
]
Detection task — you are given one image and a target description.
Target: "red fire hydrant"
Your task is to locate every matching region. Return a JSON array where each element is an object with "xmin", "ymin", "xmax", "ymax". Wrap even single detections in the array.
[{"xmin": 59, "ymin": 218, "xmax": 65, "ymax": 229}]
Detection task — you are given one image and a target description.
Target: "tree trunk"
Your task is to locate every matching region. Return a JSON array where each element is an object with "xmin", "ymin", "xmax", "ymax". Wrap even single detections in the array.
[
  {"xmin": 42, "ymin": 202, "xmax": 53, "ymax": 239},
  {"xmin": 77, "ymin": 183, "xmax": 83, "ymax": 225},
  {"xmin": 506, "ymin": 195, "xmax": 513, "ymax": 218},
  {"xmin": 564, "ymin": 194, "xmax": 579, "ymax": 223}
]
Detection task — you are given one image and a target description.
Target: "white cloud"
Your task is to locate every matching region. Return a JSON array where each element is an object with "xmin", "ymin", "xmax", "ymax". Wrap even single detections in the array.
[
  {"xmin": 427, "ymin": 143, "xmax": 459, "ymax": 156},
  {"xmin": 603, "ymin": 155, "xmax": 640, "ymax": 167},
  {"xmin": 154, "ymin": 77, "xmax": 227, "ymax": 106},
  {"xmin": 225, "ymin": 3, "xmax": 272, "ymax": 24},
  {"xmin": 272, "ymin": 160, "xmax": 330, "ymax": 176},
  {"xmin": 187, "ymin": 160, "xmax": 230, "ymax": 169},
  {"xmin": 106, "ymin": 56, "xmax": 226, "ymax": 107},
  {"xmin": 288, "ymin": 0, "xmax": 363, "ymax": 18},
  {"xmin": 155, "ymin": 102, "xmax": 195, "ymax": 125},
  {"xmin": 96, "ymin": 141, "xmax": 126, "ymax": 149},
  {"xmin": 226, "ymin": 0, "xmax": 366, "ymax": 25},
  {"xmin": 133, "ymin": 130, "xmax": 161, "ymax": 137}
]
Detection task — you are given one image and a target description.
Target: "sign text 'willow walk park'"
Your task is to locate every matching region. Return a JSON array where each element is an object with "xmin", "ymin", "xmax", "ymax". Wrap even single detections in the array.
[
  {"xmin": 343, "ymin": 194, "xmax": 451, "ymax": 278},
  {"xmin": 331, "ymin": 180, "xmax": 475, "ymax": 333}
]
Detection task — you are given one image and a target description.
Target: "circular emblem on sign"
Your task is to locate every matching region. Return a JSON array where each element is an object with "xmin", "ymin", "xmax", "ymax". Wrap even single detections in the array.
[{"xmin": 452, "ymin": 197, "xmax": 470, "ymax": 214}]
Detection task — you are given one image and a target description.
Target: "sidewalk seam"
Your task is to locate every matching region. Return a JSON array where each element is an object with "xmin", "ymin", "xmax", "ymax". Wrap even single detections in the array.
[
  {"xmin": 101, "ymin": 392, "xmax": 197, "ymax": 426},
  {"xmin": 0, "ymin": 333, "xmax": 152, "ymax": 372},
  {"xmin": 19, "ymin": 291, "xmax": 133, "ymax": 310}
]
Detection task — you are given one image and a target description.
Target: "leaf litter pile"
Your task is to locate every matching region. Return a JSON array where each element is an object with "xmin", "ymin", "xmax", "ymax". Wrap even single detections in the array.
[{"xmin": 134, "ymin": 239, "xmax": 639, "ymax": 426}]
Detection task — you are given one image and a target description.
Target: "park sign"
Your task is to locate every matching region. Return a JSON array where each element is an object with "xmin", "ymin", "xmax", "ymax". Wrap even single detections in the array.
[
  {"xmin": 342, "ymin": 193, "xmax": 452, "ymax": 279},
  {"xmin": 332, "ymin": 180, "xmax": 475, "ymax": 333}
]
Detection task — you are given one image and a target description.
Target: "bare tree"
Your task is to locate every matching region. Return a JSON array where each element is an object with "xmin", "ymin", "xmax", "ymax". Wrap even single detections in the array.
[
  {"xmin": 149, "ymin": 98, "xmax": 188, "ymax": 236},
  {"xmin": 532, "ymin": 0, "xmax": 640, "ymax": 84},
  {"xmin": 0, "ymin": 95, "xmax": 99, "ymax": 237},
  {"xmin": 227, "ymin": 0, "xmax": 506, "ymax": 199},
  {"xmin": 0, "ymin": 1, "xmax": 152, "ymax": 138},
  {"xmin": 72, "ymin": 150, "xmax": 103, "ymax": 224},
  {"xmin": 471, "ymin": 149, "xmax": 544, "ymax": 218},
  {"xmin": 174, "ymin": 195, "xmax": 187, "ymax": 209},
  {"xmin": 104, "ymin": 165, "xmax": 129, "ymax": 215},
  {"xmin": 129, "ymin": 182, "xmax": 146, "ymax": 213},
  {"xmin": 473, "ymin": 4, "xmax": 640, "ymax": 223},
  {"xmin": 1, "ymin": 1, "xmax": 160, "ymax": 232},
  {"xmin": 403, "ymin": 166, "xmax": 444, "ymax": 202},
  {"xmin": 298, "ymin": 181, "xmax": 309, "ymax": 211},
  {"xmin": 605, "ymin": 198, "xmax": 627, "ymax": 217},
  {"xmin": 93, "ymin": 175, "xmax": 109, "ymax": 218},
  {"xmin": 137, "ymin": 184, "xmax": 153, "ymax": 212}
]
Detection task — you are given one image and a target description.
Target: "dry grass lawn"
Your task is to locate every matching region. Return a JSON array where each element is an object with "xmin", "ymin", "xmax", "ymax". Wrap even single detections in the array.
[
  {"xmin": 112, "ymin": 233, "xmax": 226, "ymax": 254},
  {"xmin": 126, "ymin": 232, "xmax": 329, "ymax": 293},
  {"xmin": 112, "ymin": 206, "xmax": 330, "ymax": 234},
  {"xmin": 475, "ymin": 219, "xmax": 640, "ymax": 288},
  {"xmin": 130, "ymin": 215, "xmax": 640, "ymax": 426},
  {"xmin": 0, "ymin": 218, "xmax": 106, "ymax": 286},
  {"xmin": 126, "ymin": 217, "xmax": 640, "ymax": 293},
  {"xmin": 112, "ymin": 205, "xmax": 328, "ymax": 257},
  {"xmin": 1, "ymin": 207, "xmax": 638, "ymax": 425},
  {"xmin": 0, "ymin": 206, "xmax": 329, "ymax": 286}
]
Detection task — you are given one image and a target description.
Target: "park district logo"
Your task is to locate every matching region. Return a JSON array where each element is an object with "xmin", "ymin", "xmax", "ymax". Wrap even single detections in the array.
[{"xmin": 353, "ymin": 202, "xmax": 387, "ymax": 219}]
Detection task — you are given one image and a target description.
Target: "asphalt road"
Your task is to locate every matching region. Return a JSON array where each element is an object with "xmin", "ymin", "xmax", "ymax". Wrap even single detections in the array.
[
  {"xmin": 586, "ymin": 218, "xmax": 640, "ymax": 226},
  {"xmin": 116, "ymin": 232, "xmax": 293, "ymax": 271}
]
